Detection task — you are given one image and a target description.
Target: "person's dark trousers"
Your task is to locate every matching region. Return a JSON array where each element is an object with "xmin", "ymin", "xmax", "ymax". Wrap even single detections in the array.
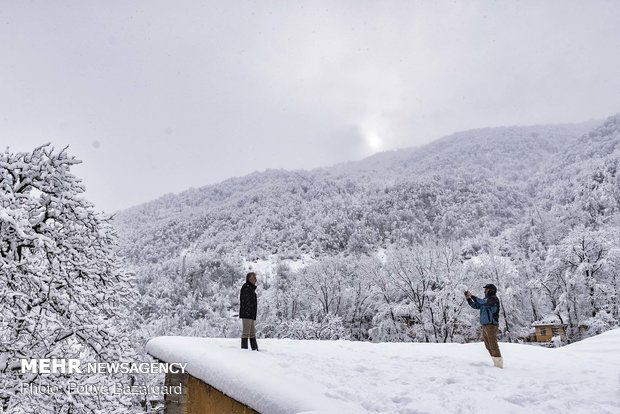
[
  {"xmin": 241, "ymin": 338, "xmax": 248, "ymax": 349},
  {"xmin": 482, "ymin": 324, "xmax": 501, "ymax": 357},
  {"xmin": 250, "ymin": 337, "xmax": 259, "ymax": 351}
]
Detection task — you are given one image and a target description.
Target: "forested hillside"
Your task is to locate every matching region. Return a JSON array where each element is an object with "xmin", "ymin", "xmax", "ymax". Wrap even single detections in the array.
[{"xmin": 114, "ymin": 116, "xmax": 620, "ymax": 345}]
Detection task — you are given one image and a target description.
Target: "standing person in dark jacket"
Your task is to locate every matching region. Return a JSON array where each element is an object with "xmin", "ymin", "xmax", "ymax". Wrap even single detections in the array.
[
  {"xmin": 465, "ymin": 283, "xmax": 503, "ymax": 368},
  {"xmin": 239, "ymin": 272, "xmax": 258, "ymax": 351}
]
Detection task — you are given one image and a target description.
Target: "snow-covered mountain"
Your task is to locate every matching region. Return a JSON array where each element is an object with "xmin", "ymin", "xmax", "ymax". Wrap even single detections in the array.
[
  {"xmin": 330, "ymin": 121, "xmax": 598, "ymax": 184},
  {"xmin": 113, "ymin": 118, "xmax": 604, "ymax": 263},
  {"xmin": 114, "ymin": 114, "xmax": 620, "ymax": 347}
]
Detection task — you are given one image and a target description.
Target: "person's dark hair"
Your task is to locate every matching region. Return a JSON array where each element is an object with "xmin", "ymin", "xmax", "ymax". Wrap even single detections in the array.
[{"xmin": 246, "ymin": 272, "xmax": 256, "ymax": 283}]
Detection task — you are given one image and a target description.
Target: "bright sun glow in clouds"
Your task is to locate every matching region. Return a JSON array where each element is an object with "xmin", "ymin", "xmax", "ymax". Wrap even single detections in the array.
[{"xmin": 364, "ymin": 131, "xmax": 383, "ymax": 152}]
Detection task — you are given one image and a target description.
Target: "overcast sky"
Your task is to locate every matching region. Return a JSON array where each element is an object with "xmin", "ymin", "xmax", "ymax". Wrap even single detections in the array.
[{"xmin": 1, "ymin": 1, "xmax": 619, "ymax": 212}]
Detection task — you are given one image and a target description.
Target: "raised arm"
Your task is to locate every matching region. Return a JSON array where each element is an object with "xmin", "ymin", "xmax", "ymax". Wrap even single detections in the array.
[{"xmin": 467, "ymin": 295, "xmax": 486, "ymax": 309}]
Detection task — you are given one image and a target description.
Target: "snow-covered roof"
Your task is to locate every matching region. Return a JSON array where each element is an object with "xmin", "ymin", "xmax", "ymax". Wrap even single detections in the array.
[
  {"xmin": 146, "ymin": 329, "xmax": 620, "ymax": 413},
  {"xmin": 532, "ymin": 314, "xmax": 564, "ymax": 326}
]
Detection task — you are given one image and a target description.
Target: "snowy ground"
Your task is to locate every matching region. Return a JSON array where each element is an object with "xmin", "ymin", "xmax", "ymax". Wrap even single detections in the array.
[{"xmin": 146, "ymin": 329, "xmax": 620, "ymax": 414}]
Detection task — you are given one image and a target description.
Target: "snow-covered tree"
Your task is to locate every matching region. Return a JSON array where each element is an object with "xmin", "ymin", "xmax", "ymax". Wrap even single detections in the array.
[
  {"xmin": 0, "ymin": 145, "xmax": 137, "ymax": 413},
  {"xmin": 376, "ymin": 242, "xmax": 472, "ymax": 343}
]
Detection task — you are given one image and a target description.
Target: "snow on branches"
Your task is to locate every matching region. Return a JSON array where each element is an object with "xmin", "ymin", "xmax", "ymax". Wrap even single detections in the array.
[{"xmin": 0, "ymin": 145, "xmax": 137, "ymax": 413}]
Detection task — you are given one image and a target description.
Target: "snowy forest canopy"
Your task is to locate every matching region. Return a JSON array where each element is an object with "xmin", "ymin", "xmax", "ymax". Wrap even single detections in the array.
[{"xmin": 114, "ymin": 115, "xmax": 620, "ymax": 346}]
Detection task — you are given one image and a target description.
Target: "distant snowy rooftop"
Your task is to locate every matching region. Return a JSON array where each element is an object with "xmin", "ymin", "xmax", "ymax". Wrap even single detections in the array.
[
  {"xmin": 146, "ymin": 329, "xmax": 620, "ymax": 414},
  {"xmin": 532, "ymin": 314, "xmax": 564, "ymax": 326}
]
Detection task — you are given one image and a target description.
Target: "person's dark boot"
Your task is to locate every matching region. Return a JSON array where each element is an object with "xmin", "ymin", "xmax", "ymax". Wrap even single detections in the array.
[
  {"xmin": 250, "ymin": 337, "xmax": 259, "ymax": 351},
  {"xmin": 241, "ymin": 338, "xmax": 248, "ymax": 349}
]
